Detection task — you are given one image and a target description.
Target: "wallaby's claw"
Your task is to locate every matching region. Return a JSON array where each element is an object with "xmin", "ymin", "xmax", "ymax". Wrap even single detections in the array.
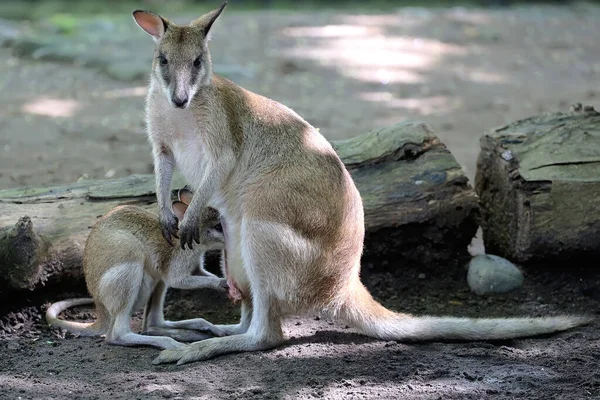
[
  {"xmin": 179, "ymin": 215, "xmax": 200, "ymax": 250},
  {"xmin": 160, "ymin": 211, "xmax": 179, "ymax": 246}
]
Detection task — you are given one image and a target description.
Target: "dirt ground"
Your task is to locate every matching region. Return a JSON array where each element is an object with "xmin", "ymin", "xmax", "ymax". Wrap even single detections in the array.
[
  {"xmin": 1, "ymin": 264, "xmax": 599, "ymax": 399},
  {"xmin": 1, "ymin": 3, "xmax": 600, "ymax": 400}
]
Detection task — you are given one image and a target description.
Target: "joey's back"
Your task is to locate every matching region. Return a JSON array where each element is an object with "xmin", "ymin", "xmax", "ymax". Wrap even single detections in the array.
[{"xmin": 83, "ymin": 206, "xmax": 176, "ymax": 292}]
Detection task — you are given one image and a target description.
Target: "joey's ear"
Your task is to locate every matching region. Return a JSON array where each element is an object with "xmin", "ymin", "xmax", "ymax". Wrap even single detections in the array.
[
  {"xmin": 172, "ymin": 201, "xmax": 188, "ymax": 221},
  {"xmin": 178, "ymin": 188, "xmax": 194, "ymax": 205},
  {"xmin": 191, "ymin": 2, "xmax": 227, "ymax": 39},
  {"xmin": 132, "ymin": 10, "xmax": 168, "ymax": 41}
]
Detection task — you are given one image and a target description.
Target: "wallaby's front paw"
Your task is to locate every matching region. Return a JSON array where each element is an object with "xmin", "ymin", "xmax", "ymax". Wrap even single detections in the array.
[
  {"xmin": 179, "ymin": 215, "xmax": 200, "ymax": 250},
  {"xmin": 160, "ymin": 210, "xmax": 179, "ymax": 246}
]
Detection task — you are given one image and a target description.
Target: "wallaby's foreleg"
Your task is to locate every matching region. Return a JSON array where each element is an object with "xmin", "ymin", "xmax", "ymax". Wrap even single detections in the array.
[
  {"xmin": 153, "ymin": 145, "xmax": 179, "ymax": 245},
  {"xmin": 194, "ymin": 253, "xmax": 220, "ymax": 278},
  {"xmin": 169, "ymin": 275, "xmax": 228, "ymax": 291}
]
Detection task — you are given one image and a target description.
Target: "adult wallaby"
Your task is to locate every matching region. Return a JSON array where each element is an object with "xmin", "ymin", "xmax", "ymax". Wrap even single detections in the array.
[
  {"xmin": 132, "ymin": 3, "xmax": 591, "ymax": 365},
  {"xmin": 46, "ymin": 189, "xmax": 230, "ymax": 350}
]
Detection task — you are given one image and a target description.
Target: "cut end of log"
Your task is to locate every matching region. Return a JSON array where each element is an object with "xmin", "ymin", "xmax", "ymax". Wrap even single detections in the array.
[
  {"xmin": 0, "ymin": 216, "xmax": 45, "ymax": 290},
  {"xmin": 476, "ymin": 106, "xmax": 600, "ymax": 264}
]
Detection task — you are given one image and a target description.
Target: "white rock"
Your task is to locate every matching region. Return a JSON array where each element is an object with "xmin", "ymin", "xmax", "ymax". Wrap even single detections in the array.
[{"xmin": 467, "ymin": 254, "xmax": 524, "ymax": 296}]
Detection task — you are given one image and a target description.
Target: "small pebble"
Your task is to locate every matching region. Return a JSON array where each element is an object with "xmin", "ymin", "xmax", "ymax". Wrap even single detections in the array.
[
  {"xmin": 418, "ymin": 273, "xmax": 426, "ymax": 280},
  {"xmin": 467, "ymin": 254, "xmax": 524, "ymax": 296}
]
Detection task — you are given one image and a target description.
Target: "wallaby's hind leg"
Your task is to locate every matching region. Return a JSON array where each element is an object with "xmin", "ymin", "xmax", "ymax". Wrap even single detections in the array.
[
  {"xmin": 101, "ymin": 263, "xmax": 185, "ymax": 350},
  {"xmin": 153, "ymin": 223, "xmax": 286, "ymax": 365},
  {"xmin": 142, "ymin": 280, "xmax": 168, "ymax": 331},
  {"xmin": 215, "ymin": 299, "xmax": 253, "ymax": 336},
  {"xmin": 107, "ymin": 313, "xmax": 186, "ymax": 350},
  {"xmin": 143, "ymin": 280, "xmax": 225, "ymax": 338},
  {"xmin": 153, "ymin": 287, "xmax": 283, "ymax": 364}
]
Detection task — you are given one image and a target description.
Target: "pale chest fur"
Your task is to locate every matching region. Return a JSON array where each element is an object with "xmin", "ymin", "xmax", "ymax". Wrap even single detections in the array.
[{"xmin": 146, "ymin": 89, "xmax": 214, "ymax": 191}]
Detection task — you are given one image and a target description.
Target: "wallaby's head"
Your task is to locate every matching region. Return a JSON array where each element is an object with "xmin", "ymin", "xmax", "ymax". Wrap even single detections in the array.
[{"xmin": 132, "ymin": 2, "xmax": 227, "ymax": 109}]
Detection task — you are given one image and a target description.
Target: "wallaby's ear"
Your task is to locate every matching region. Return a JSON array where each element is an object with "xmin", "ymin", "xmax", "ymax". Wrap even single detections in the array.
[
  {"xmin": 172, "ymin": 201, "xmax": 188, "ymax": 221},
  {"xmin": 192, "ymin": 2, "xmax": 227, "ymax": 39},
  {"xmin": 178, "ymin": 188, "xmax": 194, "ymax": 205},
  {"xmin": 132, "ymin": 10, "xmax": 168, "ymax": 41}
]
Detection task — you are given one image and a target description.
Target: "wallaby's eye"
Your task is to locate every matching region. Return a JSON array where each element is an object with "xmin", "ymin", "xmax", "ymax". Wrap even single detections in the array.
[
  {"xmin": 193, "ymin": 56, "xmax": 201, "ymax": 68},
  {"xmin": 158, "ymin": 54, "xmax": 168, "ymax": 66}
]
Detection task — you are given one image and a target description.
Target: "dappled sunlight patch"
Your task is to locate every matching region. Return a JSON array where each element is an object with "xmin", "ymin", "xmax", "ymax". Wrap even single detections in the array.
[
  {"xmin": 453, "ymin": 68, "xmax": 507, "ymax": 84},
  {"xmin": 282, "ymin": 24, "xmax": 377, "ymax": 38},
  {"xmin": 342, "ymin": 14, "xmax": 430, "ymax": 29},
  {"xmin": 360, "ymin": 92, "xmax": 462, "ymax": 116},
  {"xmin": 22, "ymin": 97, "xmax": 80, "ymax": 118},
  {"xmin": 343, "ymin": 67, "xmax": 423, "ymax": 84},
  {"xmin": 283, "ymin": 22, "xmax": 466, "ymax": 86},
  {"xmin": 309, "ymin": 376, "xmax": 483, "ymax": 399},
  {"xmin": 140, "ymin": 383, "xmax": 185, "ymax": 396}
]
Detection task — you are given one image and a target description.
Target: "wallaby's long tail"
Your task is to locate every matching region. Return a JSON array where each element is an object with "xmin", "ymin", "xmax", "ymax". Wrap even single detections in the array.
[
  {"xmin": 45, "ymin": 298, "xmax": 106, "ymax": 336},
  {"xmin": 339, "ymin": 279, "xmax": 592, "ymax": 341}
]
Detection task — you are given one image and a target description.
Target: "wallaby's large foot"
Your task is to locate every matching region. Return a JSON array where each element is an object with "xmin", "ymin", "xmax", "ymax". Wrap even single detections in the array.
[
  {"xmin": 152, "ymin": 332, "xmax": 284, "ymax": 365},
  {"xmin": 142, "ymin": 326, "xmax": 213, "ymax": 342},
  {"xmin": 153, "ymin": 297, "xmax": 283, "ymax": 365},
  {"xmin": 106, "ymin": 332, "xmax": 186, "ymax": 350}
]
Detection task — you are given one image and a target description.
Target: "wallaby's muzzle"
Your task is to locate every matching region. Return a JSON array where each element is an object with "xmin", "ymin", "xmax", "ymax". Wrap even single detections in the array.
[
  {"xmin": 171, "ymin": 95, "xmax": 189, "ymax": 109},
  {"xmin": 169, "ymin": 74, "xmax": 193, "ymax": 109}
]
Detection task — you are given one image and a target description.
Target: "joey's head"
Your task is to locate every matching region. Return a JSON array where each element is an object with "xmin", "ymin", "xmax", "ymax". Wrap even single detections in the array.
[
  {"xmin": 172, "ymin": 188, "xmax": 224, "ymax": 251},
  {"xmin": 132, "ymin": 2, "xmax": 227, "ymax": 109}
]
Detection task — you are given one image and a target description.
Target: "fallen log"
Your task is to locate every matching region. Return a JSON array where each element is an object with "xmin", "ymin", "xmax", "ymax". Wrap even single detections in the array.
[
  {"xmin": 0, "ymin": 121, "xmax": 479, "ymax": 295},
  {"xmin": 475, "ymin": 104, "xmax": 600, "ymax": 264}
]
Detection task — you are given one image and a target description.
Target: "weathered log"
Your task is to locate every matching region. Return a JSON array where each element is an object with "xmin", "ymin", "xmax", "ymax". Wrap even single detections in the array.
[
  {"xmin": 475, "ymin": 105, "xmax": 600, "ymax": 264},
  {"xmin": 0, "ymin": 121, "xmax": 479, "ymax": 295}
]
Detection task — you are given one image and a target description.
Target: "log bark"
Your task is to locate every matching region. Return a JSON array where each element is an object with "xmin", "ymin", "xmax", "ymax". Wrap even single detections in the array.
[
  {"xmin": 475, "ymin": 104, "xmax": 600, "ymax": 264},
  {"xmin": 0, "ymin": 121, "xmax": 479, "ymax": 295}
]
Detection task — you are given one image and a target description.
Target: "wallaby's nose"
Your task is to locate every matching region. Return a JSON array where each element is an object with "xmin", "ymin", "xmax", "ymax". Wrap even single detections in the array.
[{"xmin": 172, "ymin": 97, "xmax": 188, "ymax": 109}]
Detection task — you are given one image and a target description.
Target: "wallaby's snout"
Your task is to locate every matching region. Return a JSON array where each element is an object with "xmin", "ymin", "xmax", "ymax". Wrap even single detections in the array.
[
  {"xmin": 172, "ymin": 95, "xmax": 188, "ymax": 109},
  {"xmin": 166, "ymin": 59, "xmax": 193, "ymax": 109},
  {"xmin": 132, "ymin": 3, "xmax": 227, "ymax": 110}
]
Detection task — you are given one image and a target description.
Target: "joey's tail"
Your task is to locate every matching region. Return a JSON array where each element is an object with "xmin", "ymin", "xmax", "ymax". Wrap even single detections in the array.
[
  {"xmin": 45, "ymin": 298, "xmax": 107, "ymax": 336},
  {"xmin": 339, "ymin": 279, "xmax": 592, "ymax": 341}
]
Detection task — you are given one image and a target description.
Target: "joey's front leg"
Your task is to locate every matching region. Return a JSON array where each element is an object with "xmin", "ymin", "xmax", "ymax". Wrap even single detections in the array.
[
  {"xmin": 154, "ymin": 146, "xmax": 179, "ymax": 245},
  {"xmin": 169, "ymin": 275, "xmax": 228, "ymax": 292}
]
